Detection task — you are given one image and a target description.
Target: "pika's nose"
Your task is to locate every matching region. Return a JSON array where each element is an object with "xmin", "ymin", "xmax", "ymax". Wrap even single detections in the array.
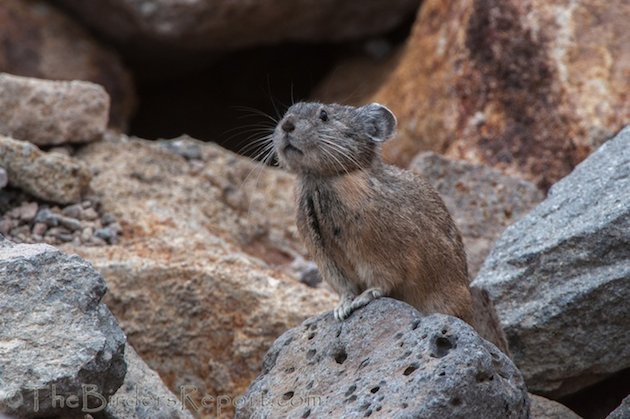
[{"xmin": 281, "ymin": 119, "xmax": 295, "ymax": 133}]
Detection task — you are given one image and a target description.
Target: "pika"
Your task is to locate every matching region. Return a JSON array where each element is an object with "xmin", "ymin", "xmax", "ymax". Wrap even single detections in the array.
[{"xmin": 272, "ymin": 102, "xmax": 473, "ymax": 324}]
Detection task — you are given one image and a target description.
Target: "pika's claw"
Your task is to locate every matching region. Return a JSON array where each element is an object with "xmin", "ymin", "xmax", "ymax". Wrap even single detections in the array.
[
  {"xmin": 334, "ymin": 295, "xmax": 355, "ymax": 321},
  {"xmin": 350, "ymin": 288, "xmax": 384, "ymax": 311}
]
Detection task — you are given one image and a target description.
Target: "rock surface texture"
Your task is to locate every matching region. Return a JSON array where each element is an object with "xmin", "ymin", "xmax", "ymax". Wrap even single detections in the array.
[
  {"xmin": 375, "ymin": 0, "xmax": 630, "ymax": 188},
  {"xmin": 104, "ymin": 344, "xmax": 194, "ymax": 419},
  {"xmin": 606, "ymin": 395, "xmax": 630, "ymax": 419},
  {"xmin": 0, "ymin": 73, "xmax": 109, "ymax": 145},
  {"xmin": 529, "ymin": 394, "xmax": 581, "ymax": 419},
  {"xmin": 472, "ymin": 126, "xmax": 630, "ymax": 397},
  {"xmin": 410, "ymin": 152, "xmax": 543, "ymax": 276},
  {"xmin": 66, "ymin": 134, "xmax": 336, "ymax": 418},
  {"xmin": 237, "ymin": 298, "xmax": 529, "ymax": 418},
  {"xmin": 0, "ymin": 135, "xmax": 91, "ymax": 204},
  {"xmin": 0, "ymin": 238, "xmax": 127, "ymax": 417},
  {"xmin": 57, "ymin": 0, "xmax": 418, "ymax": 52},
  {"xmin": 0, "ymin": 0, "xmax": 135, "ymax": 128}
]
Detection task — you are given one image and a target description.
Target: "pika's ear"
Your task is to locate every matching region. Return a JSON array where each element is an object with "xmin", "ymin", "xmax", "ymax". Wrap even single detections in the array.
[{"xmin": 361, "ymin": 103, "xmax": 397, "ymax": 142}]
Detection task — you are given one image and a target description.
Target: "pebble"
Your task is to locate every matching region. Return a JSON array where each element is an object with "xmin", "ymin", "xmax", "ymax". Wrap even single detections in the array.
[
  {"xmin": 81, "ymin": 226, "xmax": 94, "ymax": 242},
  {"xmin": 95, "ymin": 227, "xmax": 115, "ymax": 243},
  {"xmin": 32, "ymin": 222, "xmax": 48, "ymax": 236},
  {"xmin": 19, "ymin": 202, "xmax": 38, "ymax": 221},
  {"xmin": 35, "ymin": 209, "xmax": 60, "ymax": 227},
  {"xmin": 62, "ymin": 204, "xmax": 82, "ymax": 219},
  {"xmin": 0, "ymin": 167, "xmax": 7, "ymax": 189},
  {"xmin": 101, "ymin": 213, "xmax": 116, "ymax": 226},
  {"xmin": 81, "ymin": 208, "xmax": 99, "ymax": 221},
  {"xmin": 58, "ymin": 216, "xmax": 82, "ymax": 232}
]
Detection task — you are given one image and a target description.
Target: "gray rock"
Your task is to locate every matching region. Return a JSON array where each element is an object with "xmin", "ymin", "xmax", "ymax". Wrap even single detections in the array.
[
  {"xmin": 472, "ymin": 126, "xmax": 630, "ymax": 397},
  {"xmin": 34, "ymin": 208, "xmax": 60, "ymax": 227},
  {"xmin": 607, "ymin": 395, "xmax": 630, "ymax": 419},
  {"xmin": 0, "ymin": 73, "xmax": 109, "ymax": 145},
  {"xmin": 0, "ymin": 240, "xmax": 127, "ymax": 417},
  {"xmin": 0, "ymin": 135, "xmax": 92, "ymax": 204},
  {"xmin": 410, "ymin": 152, "xmax": 543, "ymax": 276},
  {"xmin": 237, "ymin": 298, "xmax": 529, "ymax": 419},
  {"xmin": 104, "ymin": 344, "xmax": 194, "ymax": 419},
  {"xmin": 57, "ymin": 0, "xmax": 418, "ymax": 52}
]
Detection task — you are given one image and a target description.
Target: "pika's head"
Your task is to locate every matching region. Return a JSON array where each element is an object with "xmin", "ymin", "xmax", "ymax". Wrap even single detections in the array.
[{"xmin": 272, "ymin": 102, "xmax": 396, "ymax": 176}]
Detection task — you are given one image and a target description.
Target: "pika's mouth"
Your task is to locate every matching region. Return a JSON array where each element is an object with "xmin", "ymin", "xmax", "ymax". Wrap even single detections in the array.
[{"xmin": 283, "ymin": 142, "xmax": 303, "ymax": 155}]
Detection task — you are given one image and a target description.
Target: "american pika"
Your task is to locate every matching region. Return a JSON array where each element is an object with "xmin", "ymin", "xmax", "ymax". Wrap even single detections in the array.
[{"xmin": 272, "ymin": 102, "xmax": 473, "ymax": 324}]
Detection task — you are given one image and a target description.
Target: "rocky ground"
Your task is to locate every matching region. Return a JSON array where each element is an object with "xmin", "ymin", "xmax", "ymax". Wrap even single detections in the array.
[{"xmin": 0, "ymin": 0, "xmax": 629, "ymax": 418}]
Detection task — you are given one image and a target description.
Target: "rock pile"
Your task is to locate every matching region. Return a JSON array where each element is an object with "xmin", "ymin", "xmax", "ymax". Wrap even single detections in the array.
[{"xmin": 0, "ymin": 197, "xmax": 120, "ymax": 246}]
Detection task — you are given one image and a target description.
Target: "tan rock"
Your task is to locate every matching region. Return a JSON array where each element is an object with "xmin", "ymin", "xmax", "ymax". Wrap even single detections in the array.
[
  {"xmin": 0, "ymin": 135, "xmax": 91, "ymax": 204},
  {"xmin": 529, "ymin": 394, "xmax": 582, "ymax": 419},
  {"xmin": 0, "ymin": 0, "xmax": 136, "ymax": 129},
  {"xmin": 0, "ymin": 73, "xmax": 109, "ymax": 145},
  {"xmin": 374, "ymin": 0, "xmax": 630, "ymax": 188},
  {"xmin": 66, "ymin": 134, "xmax": 336, "ymax": 418}
]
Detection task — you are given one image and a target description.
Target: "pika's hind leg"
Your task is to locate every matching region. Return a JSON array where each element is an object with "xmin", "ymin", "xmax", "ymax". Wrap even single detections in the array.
[{"xmin": 349, "ymin": 287, "xmax": 385, "ymax": 312}]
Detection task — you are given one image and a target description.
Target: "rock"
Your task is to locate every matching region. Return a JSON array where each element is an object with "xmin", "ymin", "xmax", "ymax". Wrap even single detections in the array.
[
  {"xmin": 0, "ymin": 240, "xmax": 127, "ymax": 417},
  {"xmin": 373, "ymin": 0, "xmax": 630, "ymax": 188},
  {"xmin": 104, "ymin": 344, "xmax": 194, "ymax": 419},
  {"xmin": 237, "ymin": 298, "xmax": 529, "ymax": 418},
  {"xmin": 0, "ymin": 135, "xmax": 91, "ymax": 204},
  {"xmin": 66, "ymin": 134, "xmax": 337, "ymax": 418},
  {"xmin": 607, "ymin": 395, "xmax": 630, "ymax": 419},
  {"xmin": 472, "ymin": 126, "xmax": 630, "ymax": 397},
  {"xmin": 0, "ymin": 0, "xmax": 135, "ymax": 129},
  {"xmin": 57, "ymin": 0, "xmax": 418, "ymax": 52},
  {"xmin": 0, "ymin": 168, "xmax": 7, "ymax": 189},
  {"xmin": 529, "ymin": 394, "xmax": 581, "ymax": 419},
  {"xmin": 410, "ymin": 152, "xmax": 543, "ymax": 276},
  {"xmin": 0, "ymin": 73, "xmax": 109, "ymax": 145}
]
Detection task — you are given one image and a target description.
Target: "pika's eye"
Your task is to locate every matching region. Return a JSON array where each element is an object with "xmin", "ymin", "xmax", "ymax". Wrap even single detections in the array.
[{"xmin": 319, "ymin": 109, "xmax": 328, "ymax": 122}]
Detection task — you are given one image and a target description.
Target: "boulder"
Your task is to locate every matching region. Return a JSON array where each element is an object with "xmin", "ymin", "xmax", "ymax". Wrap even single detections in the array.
[
  {"xmin": 0, "ymin": 0, "xmax": 135, "ymax": 129},
  {"xmin": 104, "ymin": 344, "xmax": 194, "ymax": 419},
  {"xmin": 529, "ymin": 394, "xmax": 581, "ymax": 419},
  {"xmin": 0, "ymin": 73, "xmax": 109, "ymax": 145},
  {"xmin": 410, "ymin": 152, "xmax": 543, "ymax": 276},
  {"xmin": 237, "ymin": 298, "xmax": 530, "ymax": 418},
  {"xmin": 607, "ymin": 395, "xmax": 630, "ymax": 419},
  {"xmin": 374, "ymin": 0, "xmax": 630, "ymax": 188},
  {"xmin": 65, "ymin": 134, "xmax": 337, "ymax": 418},
  {"xmin": 56, "ymin": 0, "xmax": 418, "ymax": 52},
  {"xmin": 472, "ymin": 126, "xmax": 630, "ymax": 397},
  {"xmin": 0, "ymin": 135, "xmax": 91, "ymax": 204},
  {"xmin": 0, "ymin": 239, "xmax": 127, "ymax": 417}
]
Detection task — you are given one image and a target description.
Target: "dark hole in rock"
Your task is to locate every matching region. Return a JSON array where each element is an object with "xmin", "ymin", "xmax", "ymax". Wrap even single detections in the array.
[
  {"xmin": 395, "ymin": 332, "xmax": 403, "ymax": 339},
  {"xmin": 399, "ymin": 341, "xmax": 404, "ymax": 347},
  {"xmin": 370, "ymin": 386, "xmax": 380, "ymax": 394},
  {"xmin": 421, "ymin": 334, "xmax": 428, "ymax": 339},
  {"xmin": 441, "ymin": 329, "xmax": 447, "ymax": 334},
  {"xmin": 345, "ymin": 384, "xmax": 357, "ymax": 396},
  {"xmin": 476, "ymin": 371, "xmax": 493, "ymax": 382},
  {"xmin": 452, "ymin": 397, "xmax": 462, "ymax": 406},
  {"xmin": 403, "ymin": 364, "xmax": 418, "ymax": 376},
  {"xmin": 411, "ymin": 320, "xmax": 421, "ymax": 330},
  {"xmin": 308, "ymin": 332, "xmax": 316, "ymax": 340},
  {"xmin": 285, "ymin": 366, "xmax": 295, "ymax": 373},
  {"xmin": 283, "ymin": 391, "xmax": 294, "ymax": 400},
  {"xmin": 302, "ymin": 408, "xmax": 311, "ymax": 418},
  {"xmin": 364, "ymin": 409, "xmax": 373, "ymax": 417},
  {"xmin": 334, "ymin": 348, "xmax": 348, "ymax": 364},
  {"xmin": 346, "ymin": 395, "xmax": 358, "ymax": 403},
  {"xmin": 306, "ymin": 349, "xmax": 316, "ymax": 359},
  {"xmin": 360, "ymin": 402, "xmax": 371, "ymax": 411},
  {"xmin": 402, "ymin": 403, "xmax": 409, "ymax": 409},
  {"xmin": 359, "ymin": 358, "xmax": 370, "ymax": 369},
  {"xmin": 336, "ymin": 328, "xmax": 342, "ymax": 338},
  {"xmin": 431, "ymin": 336, "xmax": 454, "ymax": 358},
  {"xmin": 262, "ymin": 389, "xmax": 268, "ymax": 395},
  {"xmin": 438, "ymin": 371, "xmax": 446, "ymax": 376},
  {"xmin": 376, "ymin": 406, "xmax": 382, "ymax": 412}
]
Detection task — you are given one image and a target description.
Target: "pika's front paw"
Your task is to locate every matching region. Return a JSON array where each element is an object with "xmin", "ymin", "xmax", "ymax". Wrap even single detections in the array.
[{"xmin": 334, "ymin": 299, "xmax": 355, "ymax": 321}]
